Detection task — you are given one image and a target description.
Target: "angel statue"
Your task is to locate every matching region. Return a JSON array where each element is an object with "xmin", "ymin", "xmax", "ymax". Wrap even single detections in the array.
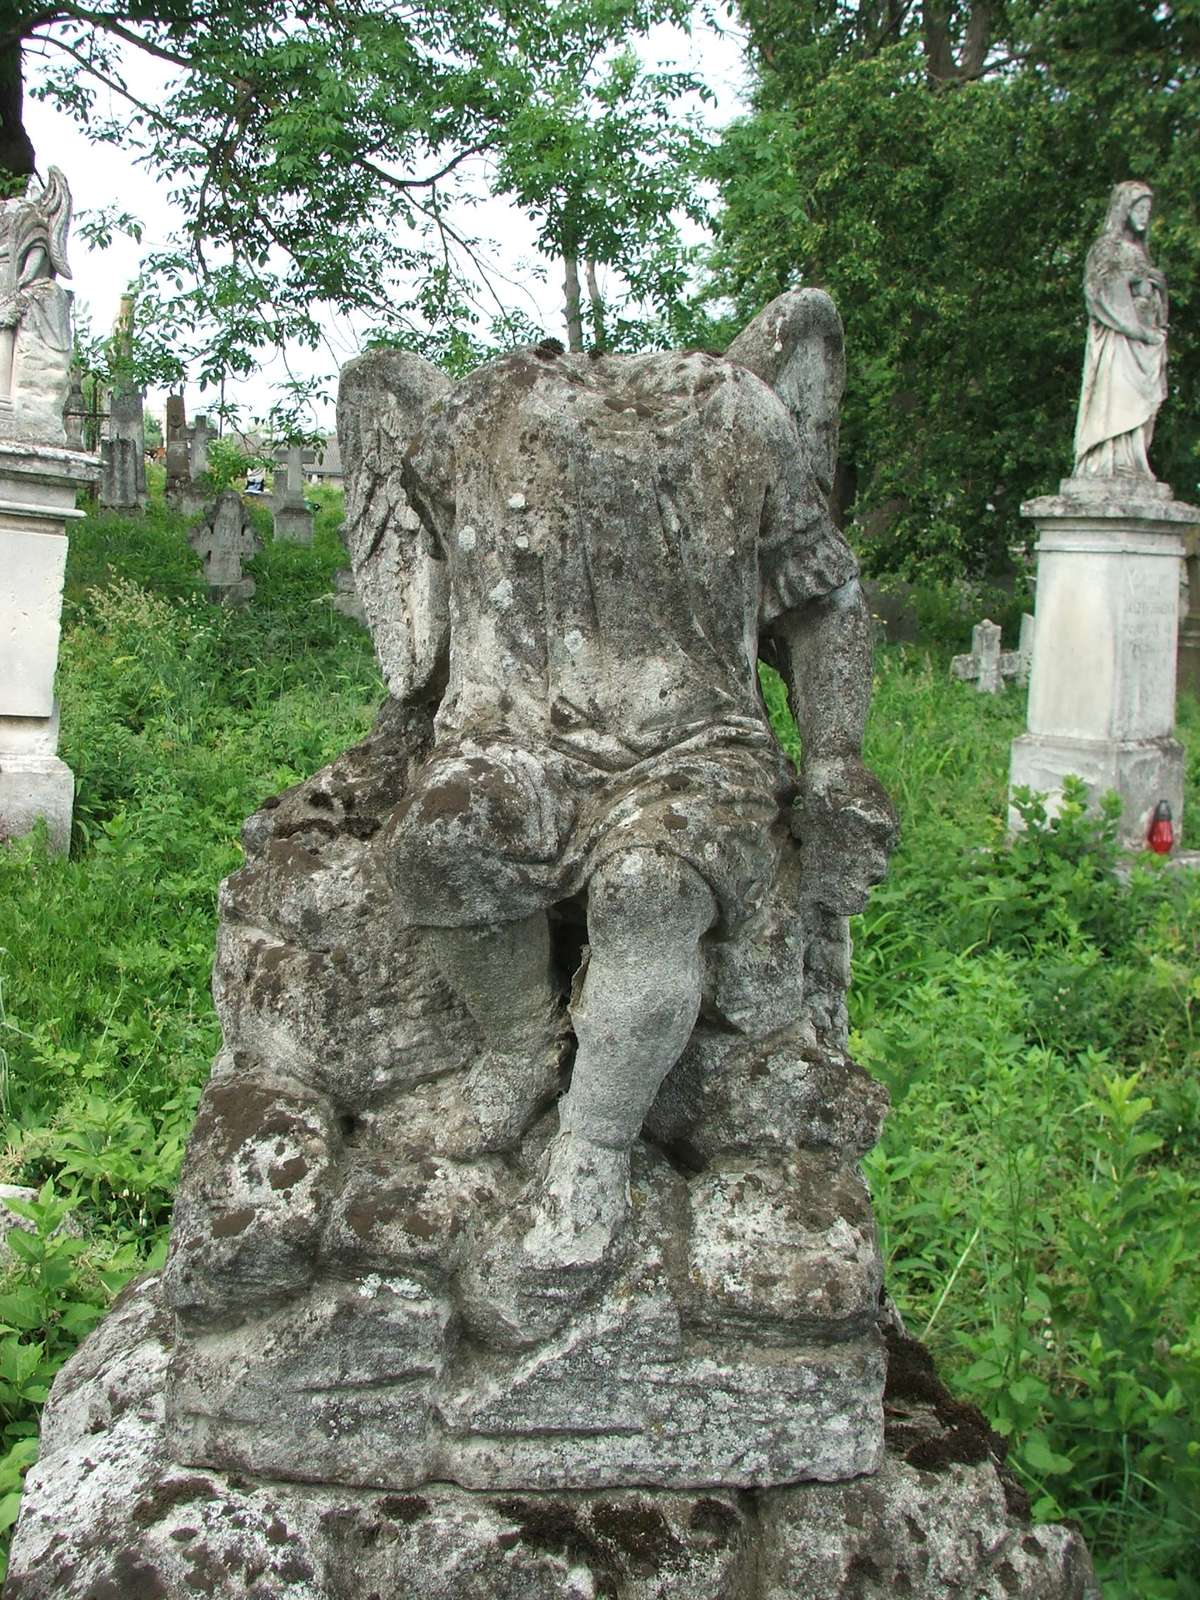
[
  {"xmin": 0, "ymin": 166, "xmax": 74, "ymax": 446},
  {"xmin": 337, "ymin": 291, "xmax": 897, "ymax": 1341},
  {"xmin": 1072, "ymin": 180, "xmax": 1168, "ymax": 483}
]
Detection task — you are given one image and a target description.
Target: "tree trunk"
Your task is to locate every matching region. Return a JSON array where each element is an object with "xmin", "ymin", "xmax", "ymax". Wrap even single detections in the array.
[
  {"xmin": 959, "ymin": 0, "xmax": 994, "ymax": 78},
  {"xmin": 584, "ymin": 260, "xmax": 606, "ymax": 351},
  {"xmin": 0, "ymin": 37, "xmax": 35, "ymax": 189},
  {"xmin": 920, "ymin": 0, "xmax": 955, "ymax": 82},
  {"xmin": 563, "ymin": 254, "xmax": 584, "ymax": 352}
]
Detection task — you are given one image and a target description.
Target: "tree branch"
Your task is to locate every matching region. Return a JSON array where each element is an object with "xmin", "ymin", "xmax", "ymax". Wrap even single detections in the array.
[{"xmin": 356, "ymin": 141, "xmax": 494, "ymax": 193}]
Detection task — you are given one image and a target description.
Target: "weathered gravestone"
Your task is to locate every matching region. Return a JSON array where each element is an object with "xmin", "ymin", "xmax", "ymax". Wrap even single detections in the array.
[
  {"xmin": 6, "ymin": 294, "xmax": 1098, "ymax": 1598},
  {"xmin": 188, "ymin": 411, "xmax": 211, "ymax": 481},
  {"xmin": 328, "ymin": 563, "xmax": 366, "ymax": 624},
  {"xmin": 62, "ymin": 369, "xmax": 85, "ymax": 451},
  {"xmin": 0, "ymin": 168, "xmax": 99, "ymax": 854},
  {"xmin": 163, "ymin": 392, "xmax": 190, "ymax": 506},
  {"xmin": 1011, "ymin": 181, "xmax": 1197, "ymax": 848},
  {"xmin": 951, "ymin": 615, "xmax": 1034, "ymax": 694},
  {"xmin": 188, "ymin": 489, "xmax": 261, "ymax": 605},
  {"xmin": 98, "ymin": 294, "xmax": 147, "ymax": 513},
  {"xmin": 272, "ymin": 442, "xmax": 315, "ymax": 544}
]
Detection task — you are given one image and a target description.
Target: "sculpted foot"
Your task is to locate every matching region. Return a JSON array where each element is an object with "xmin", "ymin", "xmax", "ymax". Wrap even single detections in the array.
[
  {"xmin": 457, "ymin": 1132, "xmax": 631, "ymax": 1349},
  {"xmin": 522, "ymin": 1132, "xmax": 632, "ymax": 1269},
  {"xmin": 458, "ymin": 1034, "xmax": 566, "ymax": 1154}
]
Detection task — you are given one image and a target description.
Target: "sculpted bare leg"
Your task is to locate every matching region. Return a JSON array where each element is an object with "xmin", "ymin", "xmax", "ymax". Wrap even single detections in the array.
[
  {"xmin": 424, "ymin": 912, "xmax": 566, "ymax": 1151},
  {"xmin": 536, "ymin": 849, "xmax": 716, "ymax": 1265},
  {"xmin": 440, "ymin": 849, "xmax": 715, "ymax": 1343}
]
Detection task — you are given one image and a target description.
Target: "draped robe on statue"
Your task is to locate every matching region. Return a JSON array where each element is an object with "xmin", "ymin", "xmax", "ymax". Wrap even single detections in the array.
[{"xmin": 1072, "ymin": 183, "xmax": 1168, "ymax": 480}]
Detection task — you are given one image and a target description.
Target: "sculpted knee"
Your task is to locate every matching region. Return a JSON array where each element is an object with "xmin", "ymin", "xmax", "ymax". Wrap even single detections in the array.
[{"xmin": 587, "ymin": 848, "xmax": 715, "ymax": 947}]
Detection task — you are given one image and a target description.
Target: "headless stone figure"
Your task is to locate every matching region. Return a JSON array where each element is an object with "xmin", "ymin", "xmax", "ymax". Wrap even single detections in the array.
[{"xmin": 341, "ymin": 293, "xmax": 896, "ymax": 1340}]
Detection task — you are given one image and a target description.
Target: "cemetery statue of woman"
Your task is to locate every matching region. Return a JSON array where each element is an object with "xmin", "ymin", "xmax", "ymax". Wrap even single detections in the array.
[
  {"xmin": 1071, "ymin": 180, "xmax": 1168, "ymax": 482},
  {"xmin": 0, "ymin": 166, "xmax": 74, "ymax": 445}
]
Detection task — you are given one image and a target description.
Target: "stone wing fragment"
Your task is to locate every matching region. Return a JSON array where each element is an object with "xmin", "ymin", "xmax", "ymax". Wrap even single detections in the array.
[
  {"xmin": 725, "ymin": 287, "xmax": 845, "ymax": 498},
  {"xmin": 336, "ymin": 348, "xmax": 453, "ymax": 702}
]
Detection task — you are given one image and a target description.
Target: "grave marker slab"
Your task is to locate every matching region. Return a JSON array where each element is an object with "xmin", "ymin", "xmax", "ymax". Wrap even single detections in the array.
[
  {"xmin": 188, "ymin": 489, "xmax": 260, "ymax": 604},
  {"xmin": 272, "ymin": 442, "xmax": 314, "ymax": 543}
]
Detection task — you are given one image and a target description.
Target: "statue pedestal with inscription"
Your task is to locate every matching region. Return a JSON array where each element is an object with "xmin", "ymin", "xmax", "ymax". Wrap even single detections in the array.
[
  {"xmin": 1009, "ymin": 482, "xmax": 1197, "ymax": 848},
  {"xmin": 0, "ymin": 440, "xmax": 99, "ymax": 852},
  {"xmin": 1180, "ymin": 529, "xmax": 1200, "ymax": 702}
]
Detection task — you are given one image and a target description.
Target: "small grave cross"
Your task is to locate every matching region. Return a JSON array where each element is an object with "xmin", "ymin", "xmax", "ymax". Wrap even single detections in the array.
[
  {"xmin": 189, "ymin": 489, "xmax": 261, "ymax": 604},
  {"xmin": 951, "ymin": 615, "xmax": 1034, "ymax": 694}
]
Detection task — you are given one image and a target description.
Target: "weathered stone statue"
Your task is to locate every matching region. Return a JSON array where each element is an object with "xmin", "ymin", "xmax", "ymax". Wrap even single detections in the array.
[
  {"xmin": 1072, "ymin": 180, "xmax": 1168, "ymax": 483},
  {"xmin": 0, "ymin": 167, "xmax": 73, "ymax": 446},
  {"xmin": 0, "ymin": 165, "xmax": 97, "ymax": 857},
  {"xmin": 352, "ymin": 300, "xmax": 895, "ymax": 1345},
  {"xmin": 6, "ymin": 293, "xmax": 1098, "ymax": 1598},
  {"xmin": 1012, "ymin": 182, "xmax": 1194, "ymax": 850}
]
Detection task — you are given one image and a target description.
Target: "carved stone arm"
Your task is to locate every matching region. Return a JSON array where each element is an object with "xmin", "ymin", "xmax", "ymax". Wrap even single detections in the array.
[{"xmin": 765, "ymin": 578, "xmax": 898, "ymax": 914}]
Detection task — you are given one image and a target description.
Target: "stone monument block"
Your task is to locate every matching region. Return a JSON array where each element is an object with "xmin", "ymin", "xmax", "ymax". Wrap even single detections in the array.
[
  {"xmin": 1179, "ymin": 530, "xmax": 1200, "ymax": 700},
  {"xmin": 0, "ymin": 526, "xmax": 68, "ymax": 717},
  {"xmin": 0, "ymin": 193, "xmax": 100, "ymax": 857},
  {"xmin": 7, "ymin": 296, "xmax": 1098, "ymax": 1595},
  {"xmin": 97, "ymin": 293, "xmax": 147, "ymax": 513},
  {"xmin": 164, "ymin": 392, "xmax": 190, "ymax": 507}
]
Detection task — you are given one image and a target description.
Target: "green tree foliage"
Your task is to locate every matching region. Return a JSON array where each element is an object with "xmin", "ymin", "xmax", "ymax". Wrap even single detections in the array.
[
  {"xmin": 707, "ymin": 0, "xmax": 1200, "ymax": 576},
  {"xmin": 2, "ymin": 1, "xmax": 707, "ymax": 397}
]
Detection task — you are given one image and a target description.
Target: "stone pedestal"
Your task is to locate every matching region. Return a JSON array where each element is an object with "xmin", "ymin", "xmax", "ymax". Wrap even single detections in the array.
[
  {"xmin": 0, "ymin": 440, "xmax": 99, "ymax": 852},
  {"xmin": 1180, "ymin": 529, "xmax": 1200, "ymax": 701},
  {"xmin": 1010, "ymin": 482, "xmax": 1197, "ymax": 848}
]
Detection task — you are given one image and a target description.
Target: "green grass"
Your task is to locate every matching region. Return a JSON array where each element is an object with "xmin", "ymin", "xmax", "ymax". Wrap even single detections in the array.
[{"xmin": 0, "ymin": 495, "xmax": 1197, "ymax": 1594}]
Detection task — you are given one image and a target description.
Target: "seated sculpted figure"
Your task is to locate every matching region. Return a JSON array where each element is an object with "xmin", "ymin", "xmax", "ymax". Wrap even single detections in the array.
[{"xmin": 340, "ymin": 291, "xmax": 896, "ymax": 1333}]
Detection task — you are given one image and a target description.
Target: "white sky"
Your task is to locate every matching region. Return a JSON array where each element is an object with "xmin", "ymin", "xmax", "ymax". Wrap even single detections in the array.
[{"xmin": 21, "ymin": 8, "xmax": 751, "ymax": 437}]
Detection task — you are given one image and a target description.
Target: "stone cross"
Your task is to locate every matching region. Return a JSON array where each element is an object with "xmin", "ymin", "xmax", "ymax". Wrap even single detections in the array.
[
  {"xmin": 271, "ymin": 442, "xmax": 315, "ymax": 543},
  {"xmin": 951, "ymin": 617, "xmax": 1032, "ymax": 693},
  {"xmin": 188, "ymin": 489, "xmax": 260, "ymax": 604}
]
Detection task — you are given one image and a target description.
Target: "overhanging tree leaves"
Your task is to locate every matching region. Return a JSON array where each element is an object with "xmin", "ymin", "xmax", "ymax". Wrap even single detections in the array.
[
  {"xmin": 4, "ymin": 1, "xmax": 708, "ymax": 403},
  {"xmin": 707, "ymin": 0, "xmax": 1200, "ymax": 577}
]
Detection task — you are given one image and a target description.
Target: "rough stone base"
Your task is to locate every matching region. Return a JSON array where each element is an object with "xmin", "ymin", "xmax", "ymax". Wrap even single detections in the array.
[
  {"xmin": 273, "ymin": 503, "xmax": 315, "ymax": 544},
  {"xmin": 4, "ymin": 1276, "xmax": 1099, "ymax": 1600},
  {"xmin": 1009, "ymin": 729, "xmax": 1185, "ymax": 848},
  {"xmin": 206, "ymin": 577, "xmax": 256, "ymax": 607},
  {"xmin": 0, "ymin": 752, "xmax": 73, "ymax": 853}
]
